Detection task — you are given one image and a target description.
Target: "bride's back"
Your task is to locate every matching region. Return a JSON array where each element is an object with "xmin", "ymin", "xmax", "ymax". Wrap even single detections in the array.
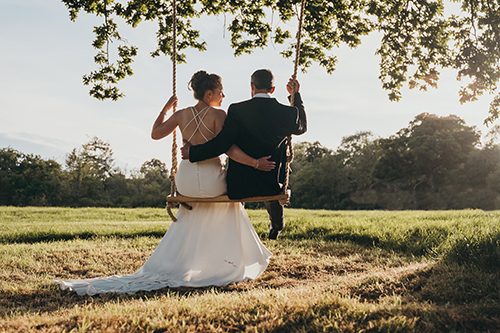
[
  {"xmin": 177, "ymin": 106, "xmax": 225, "ymax": 146},
  {"xmin": 175, "ymin": 105, "xmax": 228, "ymax": 197}
]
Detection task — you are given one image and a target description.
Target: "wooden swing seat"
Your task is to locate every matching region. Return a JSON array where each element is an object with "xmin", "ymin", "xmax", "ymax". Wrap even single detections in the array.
[{"xmin": 167, "ymin": 193, "xmax": 289, "ymax": 204}]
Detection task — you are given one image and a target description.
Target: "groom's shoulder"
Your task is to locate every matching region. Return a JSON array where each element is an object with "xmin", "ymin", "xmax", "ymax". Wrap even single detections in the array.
[
  {"xmin": 229, "ymin": 98, "xmax": 253, "ymax": 107},
  {"xmin": 227, "ymin": 98, "xmax": 253, "ymax": 113},
  {"xmin": 229, "ymin": 97, "xmax": 281, "ymax": 109}
]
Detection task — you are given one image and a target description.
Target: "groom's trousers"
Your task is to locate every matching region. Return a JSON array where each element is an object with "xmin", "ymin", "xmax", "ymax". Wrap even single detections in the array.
[{"xmin": 265, "ymin": 200, "xmax": 284, "ymax": 232}]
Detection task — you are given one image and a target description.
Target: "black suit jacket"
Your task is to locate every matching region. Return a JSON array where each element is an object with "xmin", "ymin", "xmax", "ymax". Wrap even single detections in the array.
[{"xmin": 189, "ymin": 92, "xmax": 307, "ymax": 199}]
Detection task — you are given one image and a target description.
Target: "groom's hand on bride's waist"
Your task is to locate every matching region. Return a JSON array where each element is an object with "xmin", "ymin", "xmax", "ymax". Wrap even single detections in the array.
[
  {"xmin": 257, "ymin": 156, "xmax": 276, "ymax": 171},
  {"xmin": 181, "ymin": 139, "xmax": 192, "ymax": 160}
]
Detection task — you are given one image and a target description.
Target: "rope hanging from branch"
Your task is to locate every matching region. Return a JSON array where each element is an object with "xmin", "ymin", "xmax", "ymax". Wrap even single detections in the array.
[
  {"xmin": 279, "ymin": 0, "xmax": 306, "ymax": 206},
  {"xmin": 167, "ymin": 0, "xmax": 178, "ymax": 221}
]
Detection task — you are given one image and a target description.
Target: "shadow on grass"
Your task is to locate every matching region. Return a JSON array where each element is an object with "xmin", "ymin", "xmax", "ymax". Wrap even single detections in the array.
[
  {"xmin": 444, "ymin": 230, "xmax": 500, "ymax": 272},
  {"xmin": 289, "ymin": 225, "xmax": 500, "ymax": 266},
  {"xmin": 2, "ymin": 257, "xmax": 500, "ymax": 332},
  {"xmin": 2, "ymin": 237, "xmax": 500, "ymax": 333},
  {"xmin": 290, "ymin": 226, "xmax": 381, "ymax": 245},
  {"xmin": 0, "ymin": 278, "xmax": 276, "ymax": 319},
  {"xmin": 0, "ymin": 231, "xmax": 166, "ymax": 244}
]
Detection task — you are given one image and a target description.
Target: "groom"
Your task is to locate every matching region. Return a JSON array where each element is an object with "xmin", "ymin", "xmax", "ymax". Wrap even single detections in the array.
[{"xmin": 181, "ymin": 69, "xmax": 307, "ymax": 239}]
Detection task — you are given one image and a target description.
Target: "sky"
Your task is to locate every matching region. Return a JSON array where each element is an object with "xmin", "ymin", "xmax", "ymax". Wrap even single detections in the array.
[{"xmin": 0, "ymin": 0, "xmax": 495, "ymax": 173}]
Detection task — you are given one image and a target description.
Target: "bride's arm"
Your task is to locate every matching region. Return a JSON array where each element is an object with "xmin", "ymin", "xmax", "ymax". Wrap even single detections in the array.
[
  {"xmin": 151, "ymin": 96, "xmax": 179, "ymax": 140},
  {"xmin": 226, "ymin": 145, "xmax": 275, "ymax": 171}
]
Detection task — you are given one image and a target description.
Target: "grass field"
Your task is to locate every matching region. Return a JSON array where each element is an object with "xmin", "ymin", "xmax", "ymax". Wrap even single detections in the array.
[{"xmin": 0, "ymin": 207, "xmax": 499, "ymax": 332}]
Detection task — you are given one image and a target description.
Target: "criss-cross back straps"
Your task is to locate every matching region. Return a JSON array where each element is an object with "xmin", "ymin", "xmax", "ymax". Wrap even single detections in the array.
[{"xmin": 181, "ymin": 106, "xmax": 215, "ymax": 143}]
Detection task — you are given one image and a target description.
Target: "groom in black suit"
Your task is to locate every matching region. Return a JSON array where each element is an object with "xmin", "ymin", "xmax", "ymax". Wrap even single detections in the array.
[{"xmin": 181, "ymin": 69, "xmax": 307, "ymax": 239}]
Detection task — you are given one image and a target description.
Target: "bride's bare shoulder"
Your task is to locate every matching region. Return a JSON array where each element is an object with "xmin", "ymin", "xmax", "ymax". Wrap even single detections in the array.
[
  {"xmin": 169, "ymin": 106, "xmax": 192, "ymax": 120},
  {"xmin": 175, "ymin": 106, "xmax": 191, "ymax": 113},
  {"xmin": 210, "ymin": 108, "xmax": 227, "ymax": 123},
  {"xmin": 210, "ymin": 107, "xmax": 227, "ymax": 115}
]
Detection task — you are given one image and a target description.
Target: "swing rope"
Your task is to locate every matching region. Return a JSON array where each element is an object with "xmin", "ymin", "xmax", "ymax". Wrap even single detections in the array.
[
  {"xmin": 279, "ymin": 0, "xmax": 306, "ymax": 206},
  {"xmin": 166, "ymin": 0, "xmax": 306, "ymax": 220},
  {"xmin": 167, "ymin": 0, "xmax": 178, "ymax": 221}
]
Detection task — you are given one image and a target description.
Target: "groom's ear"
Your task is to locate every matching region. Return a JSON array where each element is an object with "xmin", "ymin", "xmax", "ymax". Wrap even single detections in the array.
[
  {"xmin": 250, "ymin": 83, "xmax": 256, "ymax": 96},
  {"xmin": 270, "ymin": 86, "xmax": 276, "ymax": 94}
]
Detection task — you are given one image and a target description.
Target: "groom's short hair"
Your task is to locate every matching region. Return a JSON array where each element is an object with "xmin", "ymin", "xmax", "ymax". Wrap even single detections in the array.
[{"xmin": 251, "ymin": 69, "xmax": 274, "ymax": 91}]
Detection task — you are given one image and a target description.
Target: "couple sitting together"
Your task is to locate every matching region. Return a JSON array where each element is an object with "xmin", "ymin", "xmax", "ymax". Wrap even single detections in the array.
[{"xmin": 56, "ymin": 69, "xmax": 307, "ymax": 295}]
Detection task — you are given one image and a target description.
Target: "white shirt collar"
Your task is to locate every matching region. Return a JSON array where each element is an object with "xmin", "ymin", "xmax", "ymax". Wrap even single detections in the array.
[{"xmin": 253, "ymin": 93, "xmax": 272, "ymax": 98}]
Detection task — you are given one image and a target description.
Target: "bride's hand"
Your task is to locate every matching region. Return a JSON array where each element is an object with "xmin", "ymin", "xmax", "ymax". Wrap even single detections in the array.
[
  {"xmin": 256, "ymin": 156, "xmax": 275, "ymax": 171},
  {"xmin": 163, "ymin": 95, "xmax": 178, "ymax": 113}
]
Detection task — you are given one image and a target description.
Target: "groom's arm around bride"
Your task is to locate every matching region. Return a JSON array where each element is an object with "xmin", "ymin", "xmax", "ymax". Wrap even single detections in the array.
[{"xmin": 182, "ymin": 69, "xmax": 307, "ymax": 239}]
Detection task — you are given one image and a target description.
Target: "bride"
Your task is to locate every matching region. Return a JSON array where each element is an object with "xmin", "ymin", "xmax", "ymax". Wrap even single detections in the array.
[{"xmin": 55, "ymin": 71, "xmax": 273, "ymax": 295}]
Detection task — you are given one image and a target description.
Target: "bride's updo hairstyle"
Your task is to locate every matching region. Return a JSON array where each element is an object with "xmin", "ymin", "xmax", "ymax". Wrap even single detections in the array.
[{"xmin": 188, "ymin": 70, "xmax": 222, "ymax": 101}]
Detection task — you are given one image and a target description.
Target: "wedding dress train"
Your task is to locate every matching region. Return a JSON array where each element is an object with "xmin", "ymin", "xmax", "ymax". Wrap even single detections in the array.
[{"xmin": 55, "ymin": 157, "xmax": 272, "ymax": 296}]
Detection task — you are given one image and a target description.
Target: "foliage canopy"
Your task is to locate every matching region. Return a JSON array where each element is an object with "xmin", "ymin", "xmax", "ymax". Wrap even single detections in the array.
[{"xmin": 62, "ymin": 0, "xmax": 500, "ymax": 123}]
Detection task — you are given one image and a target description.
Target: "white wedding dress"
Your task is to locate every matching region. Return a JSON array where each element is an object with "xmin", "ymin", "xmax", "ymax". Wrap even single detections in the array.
[{"xmin": 55, "ymin": 107, "xmax": 272, "ymax": 296}]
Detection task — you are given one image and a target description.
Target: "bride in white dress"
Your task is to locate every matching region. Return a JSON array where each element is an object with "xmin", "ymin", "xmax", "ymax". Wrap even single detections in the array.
[{"xmin": 55, "ymin": 71, "xmax": 273, "ymax": 295}]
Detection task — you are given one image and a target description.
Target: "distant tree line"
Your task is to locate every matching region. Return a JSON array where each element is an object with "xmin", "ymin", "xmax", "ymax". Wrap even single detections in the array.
[
  {"xmin": 0, "ymin": 137, "xmax": 170, "ymax": 208},
  {"xmin": 291, "ymin": 113, "xmax": 500, "ymax": 210},
  {"xmin": 2, "ymin": 113, "xmax": 500, "ymax": 210}
]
